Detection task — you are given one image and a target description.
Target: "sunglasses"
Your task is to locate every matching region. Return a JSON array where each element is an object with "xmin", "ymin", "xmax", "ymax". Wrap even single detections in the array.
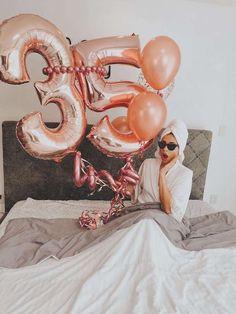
[{"xmin": 158, "ymin": 140, "xmax": 179, "ymax": 151}]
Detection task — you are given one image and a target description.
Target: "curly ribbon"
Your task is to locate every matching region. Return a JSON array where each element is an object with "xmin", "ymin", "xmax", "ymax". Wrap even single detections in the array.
[{"xmin": 74, "ymin": 152, "xmax": 139, "ymax": 229}]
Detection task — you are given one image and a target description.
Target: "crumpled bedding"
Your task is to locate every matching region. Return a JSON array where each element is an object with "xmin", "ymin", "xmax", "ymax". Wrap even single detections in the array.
[{"xmin": 0, "ymin": 202, "xmax": 235, "ymax": 268}]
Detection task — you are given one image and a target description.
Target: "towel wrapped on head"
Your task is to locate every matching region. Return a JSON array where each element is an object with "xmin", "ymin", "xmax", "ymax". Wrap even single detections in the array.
[{"xmin": 155, "ymin": 119, "xmax": 189, "ymax": 163}]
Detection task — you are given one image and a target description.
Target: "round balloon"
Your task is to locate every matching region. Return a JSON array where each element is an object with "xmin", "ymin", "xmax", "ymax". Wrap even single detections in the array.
[
  {"xmin": 141, "ymin": 36, "xmax": 181, "ymax": 90},
  {"xmin": 127, "ymin": 91, "xmax": 167, "ymax": 141},
  {"xmin": 111, "ymin": 116, "xmax": 132, "ymax": 134}
]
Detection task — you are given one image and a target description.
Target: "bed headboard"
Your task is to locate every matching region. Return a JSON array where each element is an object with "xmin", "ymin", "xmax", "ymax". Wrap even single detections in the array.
[{"xmin": 2, "ymin": 121, "xmax": 212, "ymax": 212}]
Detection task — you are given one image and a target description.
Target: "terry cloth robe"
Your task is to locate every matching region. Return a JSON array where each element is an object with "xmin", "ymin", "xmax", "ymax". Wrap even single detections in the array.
[{"xmin": 132, "ymin": 119, "xmax": 193, "ymax": 222}]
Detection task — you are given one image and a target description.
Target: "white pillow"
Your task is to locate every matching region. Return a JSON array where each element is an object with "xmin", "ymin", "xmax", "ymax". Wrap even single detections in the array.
[{"xmin": 184, "ymin": 200, "xmax": 218, "ymax": 219}]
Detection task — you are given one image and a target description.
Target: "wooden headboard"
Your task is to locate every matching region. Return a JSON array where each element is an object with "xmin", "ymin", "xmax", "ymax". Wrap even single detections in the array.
[{"xmin": 2, "ymin": 122, "xmax": 212, "ymax": 212}]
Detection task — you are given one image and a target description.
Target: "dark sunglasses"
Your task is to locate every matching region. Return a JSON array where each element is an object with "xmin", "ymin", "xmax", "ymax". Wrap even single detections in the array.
[{"xmin": 158, "ymin": 140, "xmax": 179, "ymax": 151}]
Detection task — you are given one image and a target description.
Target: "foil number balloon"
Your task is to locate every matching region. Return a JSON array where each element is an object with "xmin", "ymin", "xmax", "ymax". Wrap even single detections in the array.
[
  {"xmin": 72, "ymin": 35, "xmax": 153, "ymax": 158},
  {"xmin": 0, "ymin": 14, "xmax": 87, "ymax": 162},
  {"xmin": 0, "ymin": 14, "xmax": 151, "ymax": 161},
  {"xmin": 0, "ymin": 15, "xmax": 179, "ymax": 161}
]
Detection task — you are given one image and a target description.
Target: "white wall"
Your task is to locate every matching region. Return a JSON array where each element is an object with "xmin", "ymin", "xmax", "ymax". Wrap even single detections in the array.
[{"xmin": 0, "ymin": 0, "xmax": 236, "ymax": 213}]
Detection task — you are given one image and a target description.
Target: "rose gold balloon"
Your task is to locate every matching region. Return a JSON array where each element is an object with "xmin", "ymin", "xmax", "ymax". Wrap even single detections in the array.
[
  {"xmin": 127, "ymin": 91, "xmax": 167, "ymax": 141},
  {"xmin": 72, "ymin": 35, "xmax": 145, "ymax": 112},
  {"xmin": 74, "ymin": 152, "xmax": 88, "ymax": 188},
  {"xmin": 0, "ymin": 14, "xmax": 87, "ymax": 161},
  {"xmin": 141, "ymin": 36, "xmax": 181, "ymax": 90},
  {"xmin": 87, "ymin": 115, "xmax": 153, "ymax": 158},
  {"xmin": 72, "ymin": 35, "xmax": 150, "ymax": 158},
  {"xmin": 73, "ymin": 151, "xmax": 118, "ymax": 191},
  {"xmin": 111, "ymin": 116, "xmax": 132, "ymax": 134}
]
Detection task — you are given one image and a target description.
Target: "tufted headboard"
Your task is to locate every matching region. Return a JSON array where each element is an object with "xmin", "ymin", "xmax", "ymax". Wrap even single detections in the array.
[{"xmin": 2, "ymin": 121, "xmax": 212, "ymax": 212}]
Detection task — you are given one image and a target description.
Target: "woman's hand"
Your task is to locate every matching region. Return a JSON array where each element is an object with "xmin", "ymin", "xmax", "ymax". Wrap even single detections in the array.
[
  {"xmin": 126, "ymin": 184, "xmax": 135, "ymax": 195},
  {"xmin": 160, "ymin": 156, "xmax": 178, "ymax": 177}
]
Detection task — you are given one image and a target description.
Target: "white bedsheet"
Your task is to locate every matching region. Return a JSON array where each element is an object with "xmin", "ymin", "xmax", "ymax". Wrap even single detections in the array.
[{"xmin": 0, "ymin": 199, "xmax": 235, "ymax": 314}]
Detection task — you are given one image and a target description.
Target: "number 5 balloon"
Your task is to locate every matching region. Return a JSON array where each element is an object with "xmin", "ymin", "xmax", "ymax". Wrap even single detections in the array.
[{"xmin": 73, "ymin": 35, "xmax": 154, "ymax": 157}]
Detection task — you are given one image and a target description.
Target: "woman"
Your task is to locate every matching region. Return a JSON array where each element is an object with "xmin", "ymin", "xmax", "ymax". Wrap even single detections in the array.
[{"xmin": 131, "ymin": 119, "xmax": 193, "ymax": 222}]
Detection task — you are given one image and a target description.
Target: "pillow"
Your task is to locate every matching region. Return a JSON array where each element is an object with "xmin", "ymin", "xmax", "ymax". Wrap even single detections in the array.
[{"xmin": 184, "ymin": 200, "xmax": 217, "ymax": 219}]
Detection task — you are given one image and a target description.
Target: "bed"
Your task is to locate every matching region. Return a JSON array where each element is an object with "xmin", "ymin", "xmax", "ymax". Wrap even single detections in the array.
[
  {"xmin": 1, "ymin": 122, "xmax": 236, "ymax": 314},
  {"xmin": 2, "ymin": 122, "xmax": 212, "ymax": 211}
]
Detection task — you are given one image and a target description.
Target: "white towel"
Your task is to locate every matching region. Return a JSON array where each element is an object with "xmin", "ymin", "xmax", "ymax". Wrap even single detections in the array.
[{"xmin": 155, "ymin": 119, "xmax": 189, "ymax": 163}]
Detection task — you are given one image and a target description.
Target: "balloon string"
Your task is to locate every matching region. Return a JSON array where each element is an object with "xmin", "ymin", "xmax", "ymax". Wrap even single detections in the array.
[{"xmin": 77, "ymin": 155, "xmax": 139, "ymax": 230}]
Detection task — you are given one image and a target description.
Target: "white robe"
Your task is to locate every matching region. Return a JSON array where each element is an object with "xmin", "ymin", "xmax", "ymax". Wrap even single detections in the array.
[{"xmin": 132, "ymin": 158, "xmax": 193, "ymax": 222}]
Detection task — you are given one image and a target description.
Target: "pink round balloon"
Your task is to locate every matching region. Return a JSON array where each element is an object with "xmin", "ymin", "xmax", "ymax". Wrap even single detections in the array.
[
  {"xmin": 111, "ymin": 116, "xmax": 132, "ymax": 134},
  {"xmin": 127, "ymin": 91, "xmax": 167, "ymax": 141},
  {"xmin": 141, "ymin": 36, "xmax": 181, "ymax": 90}
]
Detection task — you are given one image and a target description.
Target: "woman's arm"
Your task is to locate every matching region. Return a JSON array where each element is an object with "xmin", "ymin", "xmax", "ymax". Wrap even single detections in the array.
[
  {"xmin": 158, "ymin": 172, "xmax": 172, "ymax": 214},
  {"xmin": 158, "ymin": 157, "xmax": 178, "ymax": 214}
]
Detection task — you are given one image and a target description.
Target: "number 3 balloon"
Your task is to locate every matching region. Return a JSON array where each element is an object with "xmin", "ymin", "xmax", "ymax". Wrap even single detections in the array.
[{"xmin": 0, "ymin": 14, "xmax": 86, "ymax": 162}]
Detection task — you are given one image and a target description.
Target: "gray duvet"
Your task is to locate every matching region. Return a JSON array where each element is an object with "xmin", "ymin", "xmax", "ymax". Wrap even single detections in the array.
[{"xmin": 0, "ymin": 202, "xmax": 236, "ymax": 268}]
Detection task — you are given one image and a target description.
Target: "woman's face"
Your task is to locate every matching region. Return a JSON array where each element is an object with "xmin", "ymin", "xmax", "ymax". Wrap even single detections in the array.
[{"xmin": 159, "ymin": 133, "xmax": 179, "ymax": 164}]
